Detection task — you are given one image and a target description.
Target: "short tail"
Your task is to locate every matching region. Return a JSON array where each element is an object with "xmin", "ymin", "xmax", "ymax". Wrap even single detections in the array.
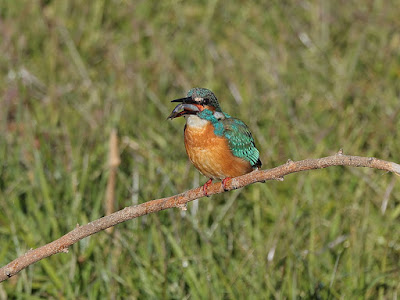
[{"xmin": 253, "ymin": 158, "xmax": 262, "ymax": 169}]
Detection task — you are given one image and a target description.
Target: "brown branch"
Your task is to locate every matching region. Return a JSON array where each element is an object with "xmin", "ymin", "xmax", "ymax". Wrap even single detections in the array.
[{"xmin": 1, "ymin": 152, "xmax": 399, "ymax": 282}]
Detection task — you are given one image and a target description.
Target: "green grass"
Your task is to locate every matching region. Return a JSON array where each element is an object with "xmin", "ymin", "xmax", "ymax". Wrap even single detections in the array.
[{"xmin": 1, "ymin": 0, "xmax": 400, "ymax": 298}]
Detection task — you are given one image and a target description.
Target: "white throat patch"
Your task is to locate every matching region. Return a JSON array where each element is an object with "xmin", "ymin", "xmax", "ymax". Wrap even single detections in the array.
[{"xmin": 185, "ymin": 115, "xmax": 209, "ymax": 128}]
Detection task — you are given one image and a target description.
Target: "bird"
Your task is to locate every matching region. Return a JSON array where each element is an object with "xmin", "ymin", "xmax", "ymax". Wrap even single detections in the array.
[{"xmin": 168, "ymin": 87, "xmax": 262, "ymax": 195}]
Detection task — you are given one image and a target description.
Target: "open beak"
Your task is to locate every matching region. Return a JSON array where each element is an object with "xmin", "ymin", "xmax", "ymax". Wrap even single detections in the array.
[{"xmin": 168, "ymin": 97, "xmax": 202, "ymax": 119}]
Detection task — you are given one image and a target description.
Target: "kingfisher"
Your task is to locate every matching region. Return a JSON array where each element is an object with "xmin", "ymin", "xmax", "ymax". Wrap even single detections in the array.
[{"xmin": 168, "ymin": 87, "xmax": 262, "ymax": 195}]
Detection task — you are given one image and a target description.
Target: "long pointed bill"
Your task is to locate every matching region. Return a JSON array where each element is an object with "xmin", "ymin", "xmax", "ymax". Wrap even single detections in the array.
[
  {"xmin": 171, "ymin": 97, "xmax": 192, "ymax": 103},
  {"xmin": 167, "ymin": 103, "xmax": 201, "ymax": 119}
]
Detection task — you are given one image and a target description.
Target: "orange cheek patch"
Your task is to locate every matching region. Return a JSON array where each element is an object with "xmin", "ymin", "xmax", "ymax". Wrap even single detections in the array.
[
  {"xmin": 203, "ymin": 105, "xmax": 215, "ymax": 112},
  {"xmin": 194, "ymin": 104, "xmax": 204, "ymax": 111}
]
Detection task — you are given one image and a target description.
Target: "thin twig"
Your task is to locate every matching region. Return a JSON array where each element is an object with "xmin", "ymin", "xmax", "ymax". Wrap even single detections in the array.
[{"xmin": 1, "ymin": 152, "xmax": 399, "ymax": 282}]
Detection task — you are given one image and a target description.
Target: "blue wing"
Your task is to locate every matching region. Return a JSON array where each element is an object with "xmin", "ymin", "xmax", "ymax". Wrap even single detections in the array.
[{"xmin": 221, "ymin": 118, "xmax": 262, "ymax": 168}]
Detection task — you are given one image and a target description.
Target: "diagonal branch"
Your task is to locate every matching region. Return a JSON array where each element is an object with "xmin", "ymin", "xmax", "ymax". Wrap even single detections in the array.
[{"xmin": 1, "ymin": 152, "xmax": 399, "ymax": 282}]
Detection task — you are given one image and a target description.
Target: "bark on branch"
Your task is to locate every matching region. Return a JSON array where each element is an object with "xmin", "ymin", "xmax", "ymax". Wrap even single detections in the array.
[{"xmin": 1, "ymin": 152, "xmax": 399, "ymax": 282}]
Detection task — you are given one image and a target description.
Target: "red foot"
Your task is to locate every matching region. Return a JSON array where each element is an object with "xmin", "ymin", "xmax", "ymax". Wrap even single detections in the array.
[
  {"xmin": 203, "ymin": 179, "xmax": 213, "ymax": 196},
  {"xmin": 222, "ymin": 177, "xmax": 232, "ymax": 191}
]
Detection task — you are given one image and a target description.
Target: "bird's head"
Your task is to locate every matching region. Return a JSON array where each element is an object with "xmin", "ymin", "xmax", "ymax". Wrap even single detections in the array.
[{"xmin": 168, "ymin": 88, "xmax": 222, "ymax": 119}]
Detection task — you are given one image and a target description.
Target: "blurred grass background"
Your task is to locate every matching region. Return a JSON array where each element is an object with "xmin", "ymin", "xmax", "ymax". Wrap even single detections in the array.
[{"xmin": 1, "ymin": 0, "xmax": 400, "ymax": 298}]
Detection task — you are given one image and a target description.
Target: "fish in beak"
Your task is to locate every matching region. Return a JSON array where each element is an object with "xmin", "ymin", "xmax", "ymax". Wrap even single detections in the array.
[{"xmin": 167, "ymin": 97, "xmax": 203, "ymax": 119}]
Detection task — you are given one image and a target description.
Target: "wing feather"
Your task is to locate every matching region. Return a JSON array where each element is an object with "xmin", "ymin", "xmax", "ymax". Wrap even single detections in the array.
[{"xmin": 221, "ymin": 118, "xmax": 262, "ymax": 168}]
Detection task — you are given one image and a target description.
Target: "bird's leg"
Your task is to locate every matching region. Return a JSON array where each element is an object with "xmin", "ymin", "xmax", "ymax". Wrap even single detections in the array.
[
  {"xmin": 222, "ymin": 177, "xmax": 232, "ymax": 191},
  {"xmin": 203, "ymin": 178, "xmax": 213, "ymax": 196}
]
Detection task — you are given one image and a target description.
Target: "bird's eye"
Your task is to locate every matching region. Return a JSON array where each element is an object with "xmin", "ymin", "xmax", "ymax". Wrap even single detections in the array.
[{"xmin": 202, "ymin": 98, "xmax": 209, "ymax": 105}]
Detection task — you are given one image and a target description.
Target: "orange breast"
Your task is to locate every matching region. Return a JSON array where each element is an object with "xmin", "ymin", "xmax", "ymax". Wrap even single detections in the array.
[{"xmin": 184, "ymin": 122, "xmax": 253, "ymax": 180}]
